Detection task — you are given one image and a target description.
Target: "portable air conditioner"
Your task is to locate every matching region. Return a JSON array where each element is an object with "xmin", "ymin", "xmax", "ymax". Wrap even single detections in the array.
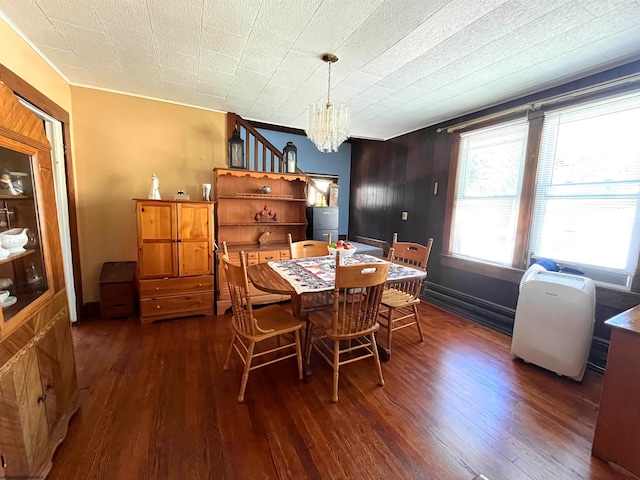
[{"xmin": 511, "ymin": 271, "xmax": 595, "ymax": 381}]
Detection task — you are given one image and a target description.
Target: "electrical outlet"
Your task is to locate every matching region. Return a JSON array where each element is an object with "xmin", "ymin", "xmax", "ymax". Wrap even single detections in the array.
[{"xmin": 401, "ymin": 211, "xmax": 408, "ymax": 220}]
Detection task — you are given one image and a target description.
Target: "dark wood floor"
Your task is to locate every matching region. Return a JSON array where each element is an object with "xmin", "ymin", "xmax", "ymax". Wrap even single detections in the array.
[{"xmin": 48, "ymin": 302, "xmax": 626, "ymax": 480}]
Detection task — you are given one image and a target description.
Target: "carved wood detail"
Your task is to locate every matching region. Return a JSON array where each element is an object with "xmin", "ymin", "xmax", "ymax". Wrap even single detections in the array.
[{"xmin": 0, "ymin": 82, "xmax": 48, "ymax": 147}]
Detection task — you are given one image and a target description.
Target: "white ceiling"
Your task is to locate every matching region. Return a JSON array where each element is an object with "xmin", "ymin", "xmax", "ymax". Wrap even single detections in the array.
[{"xmin": 1, "ymin": 0, "xmax": 640, "ymax": 140}]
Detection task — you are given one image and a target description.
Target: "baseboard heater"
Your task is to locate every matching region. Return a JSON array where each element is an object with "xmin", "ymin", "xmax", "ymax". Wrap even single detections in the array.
[{"xmin": 422, "ymin": 281, "xmax": 608, "ymax": 372}]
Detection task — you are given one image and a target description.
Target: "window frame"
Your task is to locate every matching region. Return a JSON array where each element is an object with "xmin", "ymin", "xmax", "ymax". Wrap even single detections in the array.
[{"xmin": 443, "ymin": 87, "xmax": 640, "ymax": 294}]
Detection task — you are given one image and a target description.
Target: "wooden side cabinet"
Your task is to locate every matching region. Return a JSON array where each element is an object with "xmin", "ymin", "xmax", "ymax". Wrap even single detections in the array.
[
  {"xmin": 135, "ymin": 199, "xmax": 214, "ymax": 324},
  {"xmin": 99, "ymin": 261, "xmax": 136, "ymax": 319},
  {"xmin": 0, "ymin": 304, "xmax": 78, "ymax": 478}
]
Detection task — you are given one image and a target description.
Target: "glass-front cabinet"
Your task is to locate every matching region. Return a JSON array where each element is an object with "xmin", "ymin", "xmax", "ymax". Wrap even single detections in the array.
[
  {"xmin": 0, "ymin": 80, "xmax": 78, "ymax": 480},
  {"xmin": 0, "ymin": 141, "xmax": 52, "ymax": 338}
]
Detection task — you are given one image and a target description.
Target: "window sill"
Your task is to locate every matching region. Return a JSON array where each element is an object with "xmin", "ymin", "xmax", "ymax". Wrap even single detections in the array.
[
  {"xmin": 440, "ymin": 254, "xmax": 523, "ymax": 284},
  {"xmin": 440, "ymin": 253, "xmax": 640, "ymax": 311}
]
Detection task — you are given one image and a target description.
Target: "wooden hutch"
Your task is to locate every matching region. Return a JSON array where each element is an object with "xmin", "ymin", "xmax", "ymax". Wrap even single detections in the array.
[{"xmin": 214, "ymin": 168, "xmax": 307, "ymax": 314}]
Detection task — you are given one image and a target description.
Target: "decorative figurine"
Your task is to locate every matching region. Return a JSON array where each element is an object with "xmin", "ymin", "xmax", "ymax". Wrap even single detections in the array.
[
  {"xmin": 258, "ymin": 230, "xmax": 273, "ymax": 246},
  {"xmin": 0, "ymin": 168, "xmax": 18, "ymax": 195},
  {"xmin": 148, "ymin": 173, "xmax": 161, "ymax": 200},
  {"xmin": 254, "ymin": 205, "xmax": 278, "ymax": 222}
]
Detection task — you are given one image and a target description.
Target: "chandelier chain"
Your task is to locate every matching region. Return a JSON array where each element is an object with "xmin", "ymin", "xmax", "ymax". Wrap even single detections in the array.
[{"xmin": 326, "ymin": 59, "xmax": 332, "ymax": 107}]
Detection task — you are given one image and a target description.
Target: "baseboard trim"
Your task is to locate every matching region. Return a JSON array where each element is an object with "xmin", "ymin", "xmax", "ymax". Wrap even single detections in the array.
[
  {"xmin": 423, "ymin": 282, "xmax": 515, "ymax": 335},
  {"xmin": 422, "ymin": 282, "xmax": 609, "ymax": 371}
]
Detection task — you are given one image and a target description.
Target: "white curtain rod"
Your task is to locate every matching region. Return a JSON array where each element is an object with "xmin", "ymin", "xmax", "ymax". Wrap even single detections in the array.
[{"xmin": 437, "ymin": 72, "xmax": 640, "ymax": 134}]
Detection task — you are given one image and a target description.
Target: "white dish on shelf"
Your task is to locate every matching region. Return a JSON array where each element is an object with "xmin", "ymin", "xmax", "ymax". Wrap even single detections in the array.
[
  {"xmin": 1, "ymin": 296, "xmax": 17, "ymax": 308},
  {"xmin": 0, "ymin": 247, "xmax": 9, "ymax": 259},
  {"xmin": 0, "ymin": 228, "xmax": 28, "ymax": 253},
  {"xmin": 0, "ymin": 290, "xmax": 9, "ymax": 302}
]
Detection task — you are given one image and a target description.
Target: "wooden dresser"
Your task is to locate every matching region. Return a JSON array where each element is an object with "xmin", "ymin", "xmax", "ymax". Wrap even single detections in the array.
[
  {"xmin": 134, "ymin": 199, "xmax": 214, "ymax": 324},
  {"xmin": 592, "ymin": 305, "xmax": 640, "ymax": 477},
  {"xmin": 214, "ymin": 168, "xmax": 307, "ymax": 314},
  {"xmin": 0, "ymin": 83, "xmax": 78, "ymax": 478}
]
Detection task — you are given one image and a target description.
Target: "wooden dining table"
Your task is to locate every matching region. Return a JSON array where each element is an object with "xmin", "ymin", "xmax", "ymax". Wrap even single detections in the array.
[{"xmin": 247, "ymin": 254, "xmax": 427, "ymax": 374}]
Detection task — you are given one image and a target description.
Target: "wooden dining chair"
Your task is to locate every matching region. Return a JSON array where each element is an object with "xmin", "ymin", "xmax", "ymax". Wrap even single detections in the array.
[
  {"xmin": 378, "ymin": 233, "xmax": 433, "ymax": 354},
  {"xmin": 287, "ymin": 233, "xmax": 331, "ymax": 259},
  {"xmin": 221, "ymin": 252, "xmax": 303, "ymax": 402},
  {"xmin": 306, "ymin": 253, "xmax": 390, "ymax": 402}
]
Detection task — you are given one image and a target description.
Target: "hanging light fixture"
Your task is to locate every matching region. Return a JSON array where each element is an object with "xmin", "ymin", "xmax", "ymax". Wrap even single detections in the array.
[{"xmin": 305, "ymin": 53, "xmax": 350, "ymax": 153}]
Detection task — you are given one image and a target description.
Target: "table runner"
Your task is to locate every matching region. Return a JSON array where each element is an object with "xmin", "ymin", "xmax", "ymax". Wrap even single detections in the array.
[{"xmin": 268, "ymin": 253, "xmax": 426, "ymax": 295}]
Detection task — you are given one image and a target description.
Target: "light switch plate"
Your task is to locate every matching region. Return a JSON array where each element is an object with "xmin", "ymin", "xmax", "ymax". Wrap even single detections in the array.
[{"xmin": 402, "ymin": 211, "xmax": 408, "ymax": 220}]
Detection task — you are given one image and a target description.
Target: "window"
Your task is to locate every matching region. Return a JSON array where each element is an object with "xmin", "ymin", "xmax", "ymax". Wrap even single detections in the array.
[
  {"xmin": 449, "ymin": 89, "xmax": 640, "ymax": 290},
  {"xmin": 451, "ymin": 120, "xmax": 528, "ymax": 265},
  {"xmin": 530, "ymin": 94, "xmax": 640, "ymax": 289},
  {"xmin": 306, "ymin": 173, "xmax": 338, "ymax": 206}
]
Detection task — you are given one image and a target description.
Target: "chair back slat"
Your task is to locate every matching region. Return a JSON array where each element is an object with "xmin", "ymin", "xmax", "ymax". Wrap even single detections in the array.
[
  {"xmin": 332, "ymin": 254, "xmax": 389, "ymax": 336},
  {"xmin": 386, "ymin": 236, "xmax": 433, "ymax": 300},
  {"xmin": 221, "ymin": 252, "xmax": 256, "ymax": 337},
  {"xmin": 388, "ymin": 236, "xmax": 433, "ymax": 272},
  {"xmin": 288, "ymin": 233, "xmax": 329, "ymax": 259}
]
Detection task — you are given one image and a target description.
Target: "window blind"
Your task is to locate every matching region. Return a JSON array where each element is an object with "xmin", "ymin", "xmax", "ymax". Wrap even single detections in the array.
[
  {"xmin": 452, "ymin": 119, "xmax": 528, "ymax": 265},
  {"xmin": 530, "ymin": 92, "xmax": 640, "ymax": 286}
]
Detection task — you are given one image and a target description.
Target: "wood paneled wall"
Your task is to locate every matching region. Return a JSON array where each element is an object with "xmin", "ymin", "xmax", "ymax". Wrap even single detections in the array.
[{"xmin": 349, "ymin": 59, "xmax": 640, "ymax": 368}]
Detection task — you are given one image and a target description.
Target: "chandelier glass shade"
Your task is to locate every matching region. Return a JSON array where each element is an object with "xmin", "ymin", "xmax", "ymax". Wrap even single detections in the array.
[{"xmin": 305, "ymin": 54, "xmax": 350, "ymax": 153}]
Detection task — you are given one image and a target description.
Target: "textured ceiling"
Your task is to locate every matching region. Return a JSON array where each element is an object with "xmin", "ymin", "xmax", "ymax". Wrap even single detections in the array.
[{"xmin": 1, "ymin": 0, "xmax": 640, "ymax": 140}]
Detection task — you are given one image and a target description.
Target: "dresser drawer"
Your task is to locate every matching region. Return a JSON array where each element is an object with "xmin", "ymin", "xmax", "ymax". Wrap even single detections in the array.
[
  {"xmin": 246, "ymin": 252, "xmax": 259, "ymax": 265},
  {"xmin": 140, "ymin": 275, "xmax": 213, "ymax": 298},
  {"xmin": 258, "ymin": 250, "xmax": 280, "ymax": 263},
  {"xmin": 279, "ymin": 249, "xmax": 291, "ymax": 260},
  {"xmin": 219, "ymin": 251, "xmax": 258, "ymax": 265},
  {"xmin": 140, "ymin": 292, "xmax": 214, "ymax": 317}
]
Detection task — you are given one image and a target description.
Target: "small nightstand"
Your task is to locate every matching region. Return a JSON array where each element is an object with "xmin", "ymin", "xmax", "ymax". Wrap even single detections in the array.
[{"xmin": 99, "ymin": 261, "xmax": 137, "ymax": 319}]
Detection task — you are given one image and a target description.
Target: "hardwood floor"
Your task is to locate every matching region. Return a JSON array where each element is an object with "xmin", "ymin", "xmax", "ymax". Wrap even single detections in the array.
[{"xmin": 48, "ymin": 302, "xmax": 626, "ymax": 480}]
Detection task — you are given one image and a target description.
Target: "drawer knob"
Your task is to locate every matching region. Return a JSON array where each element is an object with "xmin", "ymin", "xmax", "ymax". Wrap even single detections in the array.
[
  {"xmin": 1, "ymin": 453, "xmax": 6, "ymax": 468},
  {"xmin": 37, "ymin": 394, "xmax": 47, "ymax": 404},
  {"xmin": 46, "ymin": 383, "xmax": 55, "ymax": 391},
  {"xmin": 155, "ymin": 287, "xmax": 160, "ymax": 290},
  {"xmin": 198, "ymin": 283, "xmax": 202, "ymax": 287},
  {"xmin": 157, "ymin": 305, "xmax": 161, "ymax": 309}
]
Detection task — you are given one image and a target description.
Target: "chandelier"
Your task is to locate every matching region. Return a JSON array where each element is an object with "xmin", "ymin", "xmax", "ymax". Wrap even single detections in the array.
[{"xmin": 305, "ymin": 53, "xmax": 350, "ymax": 153}]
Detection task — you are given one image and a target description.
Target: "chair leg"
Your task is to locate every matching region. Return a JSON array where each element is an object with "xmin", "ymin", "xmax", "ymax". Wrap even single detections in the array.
[
  {"xmin": 386, "ymin": 306, "xmax": 394, "ymax": 350},
  {"xmin": 332, "ymin": 340, "xmax": 340, "ymax": 402},
  {"xmin": 238, "ymin": 341, "xmax": 255, "ymax": 403},
  {"xmin": 305, "ymin": 322, "xmax": 314, "ymax": 368},
  {"xmin": 371, "ymin": 333, "xmax": 385, "ymax": 387},
  {"xmin": 294, "ymin": 330, "xmax": 303, "ymax": 380},
  {"xmin": 223, "ymin": 333, "xmax": 236, "ymax": 371},
  {"xmin": 414, "ymin": 304, "xmax": 424, "ymax": 342}
]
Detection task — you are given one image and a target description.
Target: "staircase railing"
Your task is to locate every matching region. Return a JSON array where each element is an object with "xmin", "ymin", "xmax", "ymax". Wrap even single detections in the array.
[
  {"xmin": 227, "ymin": 113, "xmax": 328, "ymax": 196},
  {"xmin": 227, "ymin": 113, "xmax": 285, "ymax": 173}
]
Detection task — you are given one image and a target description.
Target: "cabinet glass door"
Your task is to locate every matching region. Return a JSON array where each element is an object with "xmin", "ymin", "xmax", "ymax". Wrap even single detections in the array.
[{"xmin": 0, "ymin": 145, "xmax": 48, "ymax": 327}]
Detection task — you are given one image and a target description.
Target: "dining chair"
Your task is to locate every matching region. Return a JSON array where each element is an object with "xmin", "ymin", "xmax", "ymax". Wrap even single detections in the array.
[
  {"xmin": 221, "ymin": 251, "xmax": 304, "ymax": 402},
  {"xmin": 287, "ymin": 233, "xmax": 335, "ymax": 360},
  {"xmin": 287, "ymin": 232, "xmax": 331, "ymax": 259},
  {"xmin": 306, "ymin": 253, "xmax": 390, "ymax": 402},
  {"xmin": 378, "ymin": 233, "xmax": 433, "ymax": 354}
]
